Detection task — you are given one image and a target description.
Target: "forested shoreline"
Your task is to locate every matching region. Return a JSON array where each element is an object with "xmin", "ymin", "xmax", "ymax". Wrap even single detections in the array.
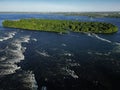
[{"xmin": 2, "ymin": 18, "xmax": 118, "ymax": 34}]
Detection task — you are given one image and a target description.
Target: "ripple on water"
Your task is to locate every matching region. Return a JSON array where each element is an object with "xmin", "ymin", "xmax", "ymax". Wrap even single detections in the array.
[
  {"xmin": 0, "ymin": 35, "xmax": 38, "ymax": 90},
  {"xmin": 0, "ymin": 31, "xmax": 17, "ymax": 42}
]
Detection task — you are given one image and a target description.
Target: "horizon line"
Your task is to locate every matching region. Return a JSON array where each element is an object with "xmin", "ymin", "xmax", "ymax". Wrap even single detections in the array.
[{"xmin": 0, "ymin": 11, "xmax": 120, "ymax": 13}]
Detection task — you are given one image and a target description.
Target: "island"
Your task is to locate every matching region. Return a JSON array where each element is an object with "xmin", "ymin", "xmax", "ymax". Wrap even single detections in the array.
[{"xmin": 2, "ymin": 18, "xmax": 118, "ymax": 34}]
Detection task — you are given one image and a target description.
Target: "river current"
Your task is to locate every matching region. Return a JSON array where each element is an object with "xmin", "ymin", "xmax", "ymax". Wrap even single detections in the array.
[{"xmin": 0, "ymin": 13, "xmax": 120, "ymax": 90}]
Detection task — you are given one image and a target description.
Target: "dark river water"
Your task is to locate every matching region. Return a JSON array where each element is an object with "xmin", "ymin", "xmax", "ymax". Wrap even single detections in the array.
[{"xmin": 0, "ymin": 13, "xmax": 120, "ymax": 90}]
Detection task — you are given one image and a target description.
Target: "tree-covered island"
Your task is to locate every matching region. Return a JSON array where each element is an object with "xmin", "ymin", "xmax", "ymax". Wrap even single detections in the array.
[{"xmin": 2, "ymin": 18, "xmax": 118, "ymax": 34}]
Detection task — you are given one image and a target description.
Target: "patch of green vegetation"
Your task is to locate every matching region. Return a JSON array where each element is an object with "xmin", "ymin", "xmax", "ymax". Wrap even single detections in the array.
[{"xmin": 2, "ymin": 18, "xmax": 118, "ymax": 34}]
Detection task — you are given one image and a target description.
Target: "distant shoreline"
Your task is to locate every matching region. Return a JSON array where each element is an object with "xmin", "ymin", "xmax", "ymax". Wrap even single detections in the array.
[
  {"xmin": 0, "ymin": 12, "xmax": 120, "ymax": 18},
  {"xmin": 0, "ymin": 11, "xmax": 120, "ymax": 13}
]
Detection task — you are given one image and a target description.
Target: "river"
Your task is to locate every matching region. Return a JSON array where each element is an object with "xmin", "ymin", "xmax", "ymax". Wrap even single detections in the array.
[{"xmin": 0, "ymin": 13, "xmax": 120, "ymax": 90}]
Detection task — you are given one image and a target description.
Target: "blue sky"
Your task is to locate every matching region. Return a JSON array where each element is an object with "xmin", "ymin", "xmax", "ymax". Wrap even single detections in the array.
[{"xmin": 0, "ymin": 0, "xmax": 120, "ymax": 12}]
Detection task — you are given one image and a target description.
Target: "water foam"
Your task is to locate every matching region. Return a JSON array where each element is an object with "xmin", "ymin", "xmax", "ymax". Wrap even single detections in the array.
[
  {"xmin": 112, "ymin": 45, "xmax": 120, "ymax": 53},
  {"xmin": 87, "ymin": 33, "xmax": 112, "ymax": 43},
  {"xmin": 86, "ymin": 33, "xmax": 120, "ymax": 53},
  {"xmin": 0, "ymin": 31, "xmax": 17, "ymax": 42},
  {"xmin": 68, "ymin": 62, "xmax": 81, "ymax": 67},
  {"xmin": 41, "ymin": 86, "xmax": 47, "ymax": 90},
  {"xmin": 88, "ymin": 51, "xmax": 111, "ymax": 56},
  {"xmin": 112, "ymin": 42, "xmax": 120, "ymax": 53},
  {"xmin": 62, "ymin": 43, "xmax": 67, "ymax": 47},
  {"xmin": 32, "ymin": 38, "xmax": 37, "ymax": 42},
  {"xmin": 20, "ymin": 35, "xmax": 30, "ymax": 43},
  {"xmin": 17, "ymin": 71, "xmax": 38, "ymax": 90},
  {"xmin": 62, "ymin": 67, "xmax": 79, "ymax": 79},
  {"xmin": 63, "ymin": 51, "xmax": 73, "ymax": 57},
  {"xmin": 0, "ymin": 35, "xmax": 38, "ymax": 89},
  {"xmin": 0, "ymin": 35, "xmax": 30, "ymax": 76},
  {"xmin": 36, "ymin": 50, "xmax": 50, "ymax": 57}
]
